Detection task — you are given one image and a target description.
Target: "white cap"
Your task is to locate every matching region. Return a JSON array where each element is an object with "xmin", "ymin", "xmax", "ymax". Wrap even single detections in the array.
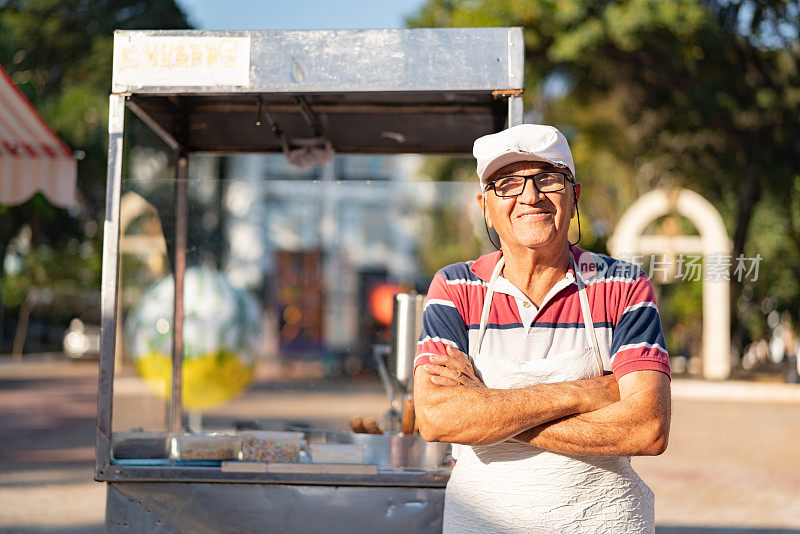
[{"xmin": 473, "ymin": 124, "xmax": 575, "ymax": 185}]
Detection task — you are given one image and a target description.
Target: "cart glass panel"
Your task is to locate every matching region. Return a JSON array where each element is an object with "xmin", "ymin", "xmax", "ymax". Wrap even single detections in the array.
[{"xmin": 112, "ymin": 114, "xmax": 489, "ymax": 470}]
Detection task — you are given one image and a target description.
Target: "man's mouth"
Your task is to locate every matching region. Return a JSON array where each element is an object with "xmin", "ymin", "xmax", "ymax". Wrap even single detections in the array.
[{"xmin": 516, "ymin": 210, "xmax": 552, "ymax": 219}]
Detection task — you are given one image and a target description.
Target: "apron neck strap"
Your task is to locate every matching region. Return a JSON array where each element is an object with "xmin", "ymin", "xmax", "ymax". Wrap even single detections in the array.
[
  {"xmin": 473, "ymin": 250, "xmax": 606, "ymax": 374},
  {"xmin": 570, "ymin": 251, "xmax": 606, "ymax": 372},
  {"xmin": 473, "ymin": 255, "xmax": 505, "ymax": 358}
]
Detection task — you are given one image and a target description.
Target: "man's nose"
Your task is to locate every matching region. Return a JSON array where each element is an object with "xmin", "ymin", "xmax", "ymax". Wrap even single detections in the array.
[{"xmin": 518, "ymin": 177, "xmax": 544, "ymax": 203}]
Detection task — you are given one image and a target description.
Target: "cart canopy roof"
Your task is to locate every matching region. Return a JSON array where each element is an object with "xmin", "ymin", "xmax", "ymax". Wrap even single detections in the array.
[{"xmin": 112, "ymin": 29, "xmax": 524, "ymax": 155}]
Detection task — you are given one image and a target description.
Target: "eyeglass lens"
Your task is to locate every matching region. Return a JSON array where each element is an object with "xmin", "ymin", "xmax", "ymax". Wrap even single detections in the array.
[{"xmin": 492, "ymin": 173, "xmax": 566, "ymax": 197}]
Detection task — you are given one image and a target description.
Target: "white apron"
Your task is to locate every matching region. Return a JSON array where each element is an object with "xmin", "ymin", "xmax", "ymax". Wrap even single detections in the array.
[{"xmin": 443, "ymin": 253, "xmax": 655, "ymax": 534}]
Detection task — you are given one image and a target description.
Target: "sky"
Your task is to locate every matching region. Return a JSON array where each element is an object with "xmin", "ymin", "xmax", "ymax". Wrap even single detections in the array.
[{"xmin": 176, "ymin": 0, "xmax": 427, "ymax": 31}]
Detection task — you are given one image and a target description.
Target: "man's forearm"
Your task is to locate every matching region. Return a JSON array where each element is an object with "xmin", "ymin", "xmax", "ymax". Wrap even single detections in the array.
[
  {"xmin": 415, "ymin": 372, "xmax": 619, "ymax": 445},
  {"xmin": 513, "ymin": 375, "xmax": 671, "ymax": 456}
]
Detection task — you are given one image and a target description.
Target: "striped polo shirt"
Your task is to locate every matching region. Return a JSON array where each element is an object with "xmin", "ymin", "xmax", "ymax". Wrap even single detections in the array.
[{"xmin": 414, "ymin": 246, "xmax": 671, "ymax": 379}]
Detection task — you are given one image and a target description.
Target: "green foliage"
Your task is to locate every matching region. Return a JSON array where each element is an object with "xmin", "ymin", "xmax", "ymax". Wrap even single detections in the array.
[
  {"xmin": 418, "ymin": 203, "xmax": 483, "ymax": 277},
  {"xmin": 0, "ymin": 1, "xmax": 191, "ymax": 348},
  {"xmin": 1, "ymin": 232, "xmax": 101, "ymax": 309},
  {"xmin": 408, "ymin": 0, "xmax": 800, "ymax": 345},
  {"xmin": 744, "ymin": 191, "xmax": 800, "ymax": 312},
  {"xmin": 660, "ymin": 277, "xmax": 703, "ymax": 355},
  {"xmin": 0, "ymin": 0, "xmax": 191, "ymax": 218}
]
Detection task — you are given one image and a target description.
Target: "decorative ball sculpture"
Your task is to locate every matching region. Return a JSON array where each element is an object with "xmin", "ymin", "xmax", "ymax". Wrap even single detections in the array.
[{"xmin": 125, "ymin": 266, "xmax": 261, "ymax": 410}]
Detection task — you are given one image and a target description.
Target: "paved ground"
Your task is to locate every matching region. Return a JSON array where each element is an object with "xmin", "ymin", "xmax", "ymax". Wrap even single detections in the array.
[
  {"xmin": 0, "ymin": 357, "xmax": 104, "ymax": 534},
  {"xmin": 2, "ymin": 356, "xmax": 800, "ymax": 533}
]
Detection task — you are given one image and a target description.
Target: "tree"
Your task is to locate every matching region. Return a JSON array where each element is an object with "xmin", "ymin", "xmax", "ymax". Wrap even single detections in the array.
[
  {"xmin": 407, "ymin": 0, "xmax": 800, "ymax": 354},
  {"xmin": 0, "ymin": 0, "xmax": 191, "ymax": 222},
  {"xmin": 0, "ymin": 0, "xmax": 191, "ymax": 350}
]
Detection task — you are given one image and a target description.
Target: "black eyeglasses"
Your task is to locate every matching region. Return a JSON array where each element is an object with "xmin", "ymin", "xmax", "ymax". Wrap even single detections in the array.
[{"xmin": 486, "ymin": 172, "xmax": 573, "ymax": 198}]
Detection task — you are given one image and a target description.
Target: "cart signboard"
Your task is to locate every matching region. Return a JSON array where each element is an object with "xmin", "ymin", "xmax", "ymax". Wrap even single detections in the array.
[{"xmin": 113, "ymin": 35, "xmax": 251, "ymax": 88}]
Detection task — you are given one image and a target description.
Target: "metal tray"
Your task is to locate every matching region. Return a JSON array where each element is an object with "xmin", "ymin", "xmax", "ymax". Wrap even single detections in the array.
[
  {"xmin": 296, "ymin": 428, "xmax": 451, "ymax": 470},
  {"xmin": 112, "ymin": 432, "xmax": 171, "ymax": 460},
  {"xmin": 172, "ymin": 433, "xmax": 242, "ymax": 460}
]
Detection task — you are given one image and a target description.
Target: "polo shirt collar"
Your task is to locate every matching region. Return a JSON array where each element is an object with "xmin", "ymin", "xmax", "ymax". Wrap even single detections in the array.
[
  {"xmin": 469, "ymin": 250, "xmax": 503, "ymax": 282},
  {"xmin": 469, "ymin": 245, "xmax": 590, "ymax": 283}
]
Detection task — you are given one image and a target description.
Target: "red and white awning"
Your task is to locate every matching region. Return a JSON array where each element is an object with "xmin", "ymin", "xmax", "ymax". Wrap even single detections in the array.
[{"xmin": 0, "ymin": 64, "xmax": 76, "ymax": 209}]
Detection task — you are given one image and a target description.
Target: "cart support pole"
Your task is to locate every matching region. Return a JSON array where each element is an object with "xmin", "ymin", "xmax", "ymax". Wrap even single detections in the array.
[
  {"xmin": 169, "ymin": 153, "xmax": 188, "ymax": 434},
  {"xmin": 96, "ymin": 94, "xmax": 126, "ymax": 479},
  {"xmin": 508, "ymin": 94, "xmax": 523, "ymax": 128}
]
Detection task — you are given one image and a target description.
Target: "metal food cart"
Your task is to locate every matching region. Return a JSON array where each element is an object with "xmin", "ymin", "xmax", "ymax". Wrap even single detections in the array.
[{"xmin": 97, "ymin": 28, "xmax": 524, "ymax": 532}]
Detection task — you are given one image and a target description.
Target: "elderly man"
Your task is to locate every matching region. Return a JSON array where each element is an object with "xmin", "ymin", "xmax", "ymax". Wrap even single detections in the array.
[{"xmin": 413, "ymin": 124, "xmax": 671, "ymax": 533}]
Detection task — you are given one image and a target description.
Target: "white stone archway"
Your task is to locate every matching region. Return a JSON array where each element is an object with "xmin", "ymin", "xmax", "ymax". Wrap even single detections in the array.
[{"xmin": 608, "ymin": 188, "xmax": 731, "ymax": 380}]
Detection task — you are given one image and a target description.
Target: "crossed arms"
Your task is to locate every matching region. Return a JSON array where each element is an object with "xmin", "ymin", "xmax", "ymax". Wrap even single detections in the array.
[{"xmin": 413, "ymin": 346, "xmax": 671, "ymax": 456}]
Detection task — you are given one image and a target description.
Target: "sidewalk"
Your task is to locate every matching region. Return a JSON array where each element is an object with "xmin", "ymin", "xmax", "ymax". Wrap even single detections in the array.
[
  {"xmin": 672, "ymin": 378, "xmax": 800, "ymax": 404},
  {"xmin": 2, "ymin": 358, "xmax": 799, "ymax": 532}
]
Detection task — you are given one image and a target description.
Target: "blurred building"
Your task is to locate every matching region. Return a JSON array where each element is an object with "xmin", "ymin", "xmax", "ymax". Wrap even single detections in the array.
[
  {"xmin": 124, "ymin": 146, "xmax": 441, "ymax": 369},
  {"xmin": 221, "ymin": 153, "xmax": 426, "ymax": 364}
]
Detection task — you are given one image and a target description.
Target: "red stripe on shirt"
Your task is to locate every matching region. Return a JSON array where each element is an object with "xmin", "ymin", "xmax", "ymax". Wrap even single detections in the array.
[{"xmin": 612, "ymin": 345, "xmax": 671, "ymax": 379}]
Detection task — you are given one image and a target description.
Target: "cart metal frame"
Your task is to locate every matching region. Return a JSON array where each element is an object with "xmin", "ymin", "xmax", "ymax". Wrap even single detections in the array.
[{"xmin": 97, "ymin": 28, "xmax": 524, "ymax": 532}]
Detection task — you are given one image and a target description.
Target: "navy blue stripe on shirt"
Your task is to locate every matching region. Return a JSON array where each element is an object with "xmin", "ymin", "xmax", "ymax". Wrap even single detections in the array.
[
  {"xmin": 419, "ymin": 303, "xmax": 469, "ymax": 353},
  {"xmin": 467, "ymin": 322, "xmax": 525, "ymax": 331},
  {"xmin": 610, "ymin": 306, "xmax": 666, "ymax": 356},
  {"xmin": 467, "ymin": 321, "xmax": 613, "ymax": 330}
]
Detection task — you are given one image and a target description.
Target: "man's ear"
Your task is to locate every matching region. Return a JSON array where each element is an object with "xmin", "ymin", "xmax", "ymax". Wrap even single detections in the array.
[{"xmin": 476, "ymin": 192, "xmax": 493, "ymax": 228}]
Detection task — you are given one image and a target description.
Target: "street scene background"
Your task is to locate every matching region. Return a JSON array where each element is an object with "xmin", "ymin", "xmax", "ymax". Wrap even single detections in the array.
[{"xmin": 2, "ymin": 0, "xmax": 799, "ymax": 532}]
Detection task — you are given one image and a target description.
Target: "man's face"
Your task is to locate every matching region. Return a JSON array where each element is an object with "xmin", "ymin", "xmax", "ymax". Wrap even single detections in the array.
[{"xmin": 476, "ymin": 160, "xmax": 580, "ymax": 252}]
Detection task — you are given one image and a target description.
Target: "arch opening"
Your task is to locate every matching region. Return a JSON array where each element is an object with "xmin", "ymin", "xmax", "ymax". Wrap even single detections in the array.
[{"xmin": 608, "ymin": 188, "xmax": 731, "ymax": 380}]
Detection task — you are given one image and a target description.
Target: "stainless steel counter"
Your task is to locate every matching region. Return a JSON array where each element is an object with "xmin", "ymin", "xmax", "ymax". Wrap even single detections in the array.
[{"xmin": 107, "ymin": 481, "xmax": 446, "ymax": 533}]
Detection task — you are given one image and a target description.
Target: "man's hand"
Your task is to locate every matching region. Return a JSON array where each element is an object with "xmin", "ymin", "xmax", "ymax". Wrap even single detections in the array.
[
  {"xmin": 513, "ymin": 370, "xmax": 671, "ymax": 456},
  {"xmin": 421, "ymin": 346, "xmax": 486, "ymax": 388},
  {"xmin": 413, "ymin": 348, "xmax": 622, "ymax": 445}
]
